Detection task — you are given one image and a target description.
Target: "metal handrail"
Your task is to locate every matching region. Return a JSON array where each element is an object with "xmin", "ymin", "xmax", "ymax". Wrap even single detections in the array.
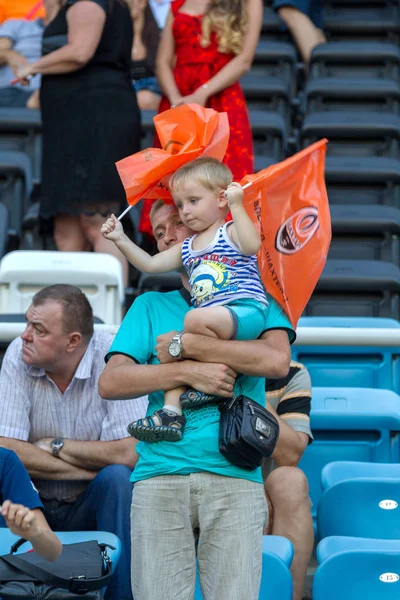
[{"xmin": 1, "ymin": 323, "xmax": 400, "ymax": 347}]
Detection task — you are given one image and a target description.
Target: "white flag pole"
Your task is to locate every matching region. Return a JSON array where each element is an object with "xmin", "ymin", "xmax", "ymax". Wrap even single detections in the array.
[{"xmin": 117, "ymin": 205, "xmax": 132, "ymax": 221}]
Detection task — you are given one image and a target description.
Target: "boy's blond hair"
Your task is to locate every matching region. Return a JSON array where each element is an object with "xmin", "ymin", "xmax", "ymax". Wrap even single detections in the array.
[{"xmin": 170, "ymin": 157, "xmax": 233, "ymax": 194}]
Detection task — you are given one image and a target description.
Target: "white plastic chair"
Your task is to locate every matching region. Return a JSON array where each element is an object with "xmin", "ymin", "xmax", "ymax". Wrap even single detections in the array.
[{"xmin": 0, "ymin": 251, "xmax": 124, "ymax": 325}]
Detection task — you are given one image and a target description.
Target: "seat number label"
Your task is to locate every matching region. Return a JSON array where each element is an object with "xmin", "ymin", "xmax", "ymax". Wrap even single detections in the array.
[
  {"xmin": 379, "ymin": 500, "xmax": 398, "ymax": 510},
  {"xmin": 379, "ymin": 573, "xmax": 399, "ymax": 583}
]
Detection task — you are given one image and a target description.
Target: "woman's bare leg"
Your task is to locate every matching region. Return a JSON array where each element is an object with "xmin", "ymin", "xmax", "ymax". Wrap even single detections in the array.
[
  {"xmin": 80, "ymin": 213, "xmax": 129, "ymax": 286},
  {"xmin": 137, "ymin": 90, "xmax": 161, "ymax": 111},
  {"xmin": 278, "ymin": 6, "xmax": 327, "ymax": 64},
  {"xmin": 54, "ymin": 215, "xmax": 89, "ymax": 251}
]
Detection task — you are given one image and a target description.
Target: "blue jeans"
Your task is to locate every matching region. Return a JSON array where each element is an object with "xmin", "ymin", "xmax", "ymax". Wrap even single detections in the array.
[
  {"xmin": 0, "ymin": 87, "xmax": 33, "ymax": 107},
  {"xmin": 41, "ymin": 465, "xmax": 133, "ymax": 600}
]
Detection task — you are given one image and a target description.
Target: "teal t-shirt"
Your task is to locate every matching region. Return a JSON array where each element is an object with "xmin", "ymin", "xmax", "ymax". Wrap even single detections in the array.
[{"xmin": 107, "ymin": 289, "xmax": 295, "ymax": 484}]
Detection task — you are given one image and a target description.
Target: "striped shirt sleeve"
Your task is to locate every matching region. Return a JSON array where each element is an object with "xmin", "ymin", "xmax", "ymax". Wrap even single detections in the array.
[
  {"xmin": 277, "ymin": 366, "xmax": 313, "ymax": 441},
  {"xmin": 266, "ymin": 361, "xmax": 313, "ymax": 442},
  {"xmin": 100, "ymin": 396, "xmax": 149, "ymax": 441},
  {"xmin": 0, "ymin": 339, "xmax": 31, "ymax": 440},
  {"xmin": 95, "ymin": 331, "xmax": 148, "ymax": 440}
]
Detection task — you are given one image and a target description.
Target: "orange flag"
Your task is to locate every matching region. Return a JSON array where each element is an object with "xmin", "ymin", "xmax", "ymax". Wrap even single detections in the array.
[
  {"xmin": 240, "ymin": 139, "xmax": 331, "ymax": 328},
  {"xmin": 116, "ymin": 104, "xmax": 229, "ymax": 207}
]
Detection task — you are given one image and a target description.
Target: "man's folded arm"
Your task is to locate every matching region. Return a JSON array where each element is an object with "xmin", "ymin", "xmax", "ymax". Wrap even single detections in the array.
[
  {"xmin": 58, "ymin": 437, "xmax": 138, "ymax": 470},
  {"xmin": 99, "ymin": 355, "xmax": 194, "ymax": 399},
  {"xmin": 99, "ymin": 354, "xmax": 237, "ymax": 400},
  {"xmin": 0, "ymin": 437, "xmax": 96, "ymax": 481}
]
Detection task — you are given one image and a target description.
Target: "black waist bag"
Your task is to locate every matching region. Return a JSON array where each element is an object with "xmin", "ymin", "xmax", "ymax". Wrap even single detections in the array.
[
  {"xmin": 219, "ymin": 395, "xmax": 280, "ymax": 471},
  {"xmin": 0, "ymin": 538, "xmax": 113, "ymax": 600}
]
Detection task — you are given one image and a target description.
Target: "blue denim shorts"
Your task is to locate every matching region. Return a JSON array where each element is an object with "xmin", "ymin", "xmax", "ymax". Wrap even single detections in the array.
[
  {"xmin": 133, "ymin": 77, "xmax": 162, "ymax": 95},
  {"xmin": 273, "ymin": 0, "xmax": 323, "ymax": 28},
  {"xmin": 225, "ymin": 298, "xmax": 269, "ymax": 341}
]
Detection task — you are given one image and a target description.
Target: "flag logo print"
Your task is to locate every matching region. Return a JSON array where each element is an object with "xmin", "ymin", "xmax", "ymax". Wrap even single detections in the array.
[{"xmin": 275, "ymin": 207, "xmax": 319, "ymax": 255}]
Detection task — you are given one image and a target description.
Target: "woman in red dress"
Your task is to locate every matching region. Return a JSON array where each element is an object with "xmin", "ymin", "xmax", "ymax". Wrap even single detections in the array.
[{"xmin": 139, "ymin": 0, "xmax": 263, "ymax": 236}]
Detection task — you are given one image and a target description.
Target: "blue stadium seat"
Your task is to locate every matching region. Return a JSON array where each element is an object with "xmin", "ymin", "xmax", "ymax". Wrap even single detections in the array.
[
  {"xmin": 261, "ymin": 6, "xmax": 285, "ymax": 38},
  {"xmin": 309, "ymin": 42, "xmax": 400, "ymax": 80},
  {"xmin": 140, "ymin": 110, "xmax": 157, "ymax": 151},
  {"xmin": 0, "ymin": 108, "xmax": 42, "ymax": 184},
  {"xmin": 240, "ymin": 73, "xmax": 292, "ymax": 121},
  {"xmin": 313, "ymin": 547, "xmax": 400, "ymax": 599},
  {"xmin": 301, "ymin": 111, "xmax": 400, "ymax": 158},
  {"xmin": 321, "ymin": 460, "xmax": 400, "ymax": 490},
  {"xmin": 253, "ymin": 40, "xmax": 297, "ymax": 84},
  {"xmin": 0, "ymin": 150, "xmax": 32, "ymax": 236},
  {"xmin": 136, "ymin": 271, "xmax": 181, "ymax": 295},
  {"xmin": 317, "ymin": 535, "xmax": 400, "ymax": 564},
  {"xmin": 294, "ymin": 316, "xmax": 400, "ymax": 391},
  {"xmin": 324, "ymin": 155, "xmax": 400, "ymax": 208},
  {"xmin": 323, "ymin": 4, "xmax": 400, "ymax": 44},
  {"xmin": 0, "ymin": 202, "xmax": 8, "ymax": 258},
  {"xmin": 249, "ymin": 110, "xmax": 288, "ymax": 161},
  {"xmin": 259, "ymin": 536, "xmax": 293, "ymax": 599},
  {"xmin": 254, "ymin": 155, "xmax": 277, "ymax": 172},
  {"xmin": 194, "ymin": 535, "xmax": 293, "ymax": 600},
  {"xmin": 298, "ymin": 387, "xmax": 400, "ymax": 524},
  {"xmin": 318, "ymin": 478, "xmax": 400, "ymax": 539},
  {"xmin": 324, "ymin": 0, "xmax": 397, "ymax": 6},
  {"xmin": 303, "ymin": 77, "xmax": 400, "ymax": 115},
  {"xmin": 304, "ymin": 259, "xmax": 400, "ymax": 319},
  {"xmin": 329, "ymin": 205, "xmax": 400, "ymax": 264},
  {"xmin": 0, "ymin": 528, "xmax": 21, "ymax": 554}
]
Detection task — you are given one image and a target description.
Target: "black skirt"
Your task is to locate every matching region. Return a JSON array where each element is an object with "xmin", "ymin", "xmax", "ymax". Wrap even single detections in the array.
[{"xmin": 40, "ymin": 68, "xmax": 141, "ymax": 218}]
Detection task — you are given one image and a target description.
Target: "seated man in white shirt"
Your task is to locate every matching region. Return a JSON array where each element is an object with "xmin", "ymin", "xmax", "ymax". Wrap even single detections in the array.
[{"xmin": 0, "ymin": 284, "xmax": 147, "ymax": 600}]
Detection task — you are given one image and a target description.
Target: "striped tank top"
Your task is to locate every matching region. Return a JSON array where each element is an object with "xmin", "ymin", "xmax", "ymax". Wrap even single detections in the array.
[{"xmin": 181, "ymin": 222, "xmax": 268, "ymax": 308}]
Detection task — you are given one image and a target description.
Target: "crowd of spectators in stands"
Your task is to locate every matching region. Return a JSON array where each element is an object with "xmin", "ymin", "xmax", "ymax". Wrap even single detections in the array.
[
  {"xmin": 0, "ymin": 0, "xmax": 324, "ymax": 245},
  {"xmin": 0, "ymin": 1, "xmax": 322, "ymax": 598}
]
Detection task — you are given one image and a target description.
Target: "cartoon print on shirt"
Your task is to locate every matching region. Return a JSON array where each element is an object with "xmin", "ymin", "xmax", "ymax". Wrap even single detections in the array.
[{"xmin": 189, "ymin": 260, "xmax": 238, "ymax": 306}]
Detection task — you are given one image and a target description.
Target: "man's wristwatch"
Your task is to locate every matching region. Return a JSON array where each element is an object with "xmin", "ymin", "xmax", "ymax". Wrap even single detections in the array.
[
  {"xmin": 51, "ymin": 438, "xmax": 64, "ymax": 457},
  {"xmin": 168, "ymin": 331, "xmax": 184, "ymax": 360}
]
